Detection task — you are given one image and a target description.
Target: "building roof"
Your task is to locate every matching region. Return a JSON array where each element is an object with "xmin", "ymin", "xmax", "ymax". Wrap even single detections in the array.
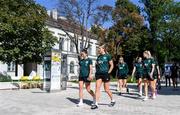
[{"xmin": 46, "ymin": 17, "xmax": 97, "ymax": 40}]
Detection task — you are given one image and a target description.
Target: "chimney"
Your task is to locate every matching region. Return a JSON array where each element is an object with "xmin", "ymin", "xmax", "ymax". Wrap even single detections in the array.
[
  {"xmin": 47, "ymin": 10, "xmax": 51, "ymax": 17},
  {"xmin": 52, "ymin": 9, "xmax": 58, "ymax": 20}
]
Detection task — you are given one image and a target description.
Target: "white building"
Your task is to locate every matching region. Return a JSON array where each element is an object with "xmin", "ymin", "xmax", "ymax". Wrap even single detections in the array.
[{"xmin": 0, "ymin": 9, "xmax": 99, "ymax": 81}]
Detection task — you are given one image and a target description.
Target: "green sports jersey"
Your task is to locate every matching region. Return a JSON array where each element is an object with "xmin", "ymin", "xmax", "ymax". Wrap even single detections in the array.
[
  {"xmin": 79, "ymin": 58, "xmax": 92, "ymax": 77},
  {"xmin": 135, "ymin": 62, "xmax": 144, "ymax": 75},
  {"xmin": 117, "ymin": 63, "xmax": 129, "ymax": 76},
  {"xmin": 153, "ymin": 59, "xmax": 159, "ymax": 76},
  {"xmin": 143, "ymin": 58, "xmax": 155, "ymax": 75},
  {"xmin": 96, "ymin": 54, "xmax": 112, "ymax": 74}
]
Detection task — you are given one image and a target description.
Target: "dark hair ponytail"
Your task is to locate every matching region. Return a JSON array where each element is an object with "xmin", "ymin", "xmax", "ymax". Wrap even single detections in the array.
[{"xmin": 82, "ymin": 48, "xmax": 88, "ymax": 54}]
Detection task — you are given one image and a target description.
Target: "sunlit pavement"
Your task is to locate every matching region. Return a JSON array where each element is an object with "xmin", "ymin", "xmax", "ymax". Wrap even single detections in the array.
[{"xmin": 0, "ymin": 82, "xmax": 180, "ymax": 115}]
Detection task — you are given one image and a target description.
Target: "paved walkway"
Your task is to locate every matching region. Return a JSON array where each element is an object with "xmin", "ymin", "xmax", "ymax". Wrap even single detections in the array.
[{"xmin": 0, "ymin": 82, "xmax": 180, "ymax": 115}]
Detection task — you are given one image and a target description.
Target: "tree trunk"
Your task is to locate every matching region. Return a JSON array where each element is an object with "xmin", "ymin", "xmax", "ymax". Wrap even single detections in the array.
[
  {"xmin": 23, "ymin": 63, "xmax": 37, "ymax": 76},
  {"xmin": 15, "ymin": 61, "xmax": 18, "ymax": 77}
]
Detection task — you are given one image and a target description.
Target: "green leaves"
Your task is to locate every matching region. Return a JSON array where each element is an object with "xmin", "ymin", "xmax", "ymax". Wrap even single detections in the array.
[
  {"xmin": 110, "ymin": 0, "xmax": 146, "ymax": 58},
  {"xmin": 0, "ymin": 0, "xmax": 57, "ymax": 63}
]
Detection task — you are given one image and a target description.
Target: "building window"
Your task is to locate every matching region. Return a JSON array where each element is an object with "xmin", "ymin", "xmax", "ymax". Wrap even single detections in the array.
[
  {"xmin": 88, "ymin": 44, "xmax": 92, "ymax": 55},
  {"xmin": 7, "ymin": 62, "xmax": 15, "ymax": 71},
  {"xmin": 80, "ymin": 42, "xmax": 83, "ymax": 51},
  {"xmin": 70, "ymin": 61, "xmax": 74, "ymax": 73},
  {"xmin": 70, "ymin": 41, "xmax": 75, "ymax": 52},
  {"xmin": 59, "ymin": 37, "xmax": 64, "ymax": 51}
]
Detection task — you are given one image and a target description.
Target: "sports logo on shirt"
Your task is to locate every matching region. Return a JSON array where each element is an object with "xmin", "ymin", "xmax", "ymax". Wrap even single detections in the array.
[
  {"xmin": 97, "ymin": 60, "xmax": 103, "ymax": 64},
  {"xmin": 85, "ymin": 61, "xmax": 89, "ymax": 66},
  {"xmin": 145, "ymin": 63, "xmax": 148, "ymax": 67},
  {"xmin": 103, "ymin": 56, "xmax": 107, "ymax": 60}
]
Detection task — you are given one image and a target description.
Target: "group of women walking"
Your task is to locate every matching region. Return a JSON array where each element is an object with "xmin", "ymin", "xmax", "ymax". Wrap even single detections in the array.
[{"xmin": 77, "ymin": 44, "xmax": 160, "ymax": 110}]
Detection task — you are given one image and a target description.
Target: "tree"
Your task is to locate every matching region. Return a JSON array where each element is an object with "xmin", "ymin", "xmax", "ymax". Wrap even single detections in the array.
[
  {"xmin": 110, "ymin": 0, "xmax": 147, "ymax": 61},
  {"xmin": 58, "ymin": 0, "xmax": 112, "ymax": 56},
  {"xmin": 0, "ymin": 0, "xmax": 57, "ymax": 75},
  {"xmin": 156, "ymin": 1, "xmax": 180, "ymax": 62},
  {"xmin": 140, "ymin": 0, "xmax": 173, "ymax": 53},
  {"xmin": 141, "ymin": 0, "xmax": 180, "ymax": 63}
]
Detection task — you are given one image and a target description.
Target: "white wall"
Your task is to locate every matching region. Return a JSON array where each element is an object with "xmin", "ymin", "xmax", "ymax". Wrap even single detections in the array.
[
  {"xmin": 0, "ymin": 62, "xmax": 7, "ymax": 73},
  {"xmin": 0, "ymin": 25, "xmax": 98, "ymax": 81}
]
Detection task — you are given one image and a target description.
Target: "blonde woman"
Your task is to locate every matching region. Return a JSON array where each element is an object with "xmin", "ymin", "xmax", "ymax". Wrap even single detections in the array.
[
  {"xmin": 143, "ymin": 51, "xmax": 155, "ymax": 101},
  {"xmin": 91, "ymin": 44, "xmax": 115, "ymax": 109},
  {"xmin": 116, "ymin": 57, "xmax": 129, "ymax": 95}
]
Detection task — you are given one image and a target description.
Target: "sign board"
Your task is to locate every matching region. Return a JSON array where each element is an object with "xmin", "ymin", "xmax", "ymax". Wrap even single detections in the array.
[
  {"xmin": 43, "ymin": 49, "xmax": 62, "ymax": 92},
  {"xmin": 50, "ymin": 51, "xmax": 61, "ymax": 91}
]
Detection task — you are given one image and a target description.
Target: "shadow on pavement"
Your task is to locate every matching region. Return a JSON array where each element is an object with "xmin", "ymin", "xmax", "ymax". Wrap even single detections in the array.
[
  {"xmin": 157, "ymin": 86, "xmax": 180, "ymax": 95},
  {"xmin": 120, "ymin": 94, "xmax": 142, "ymax": 100},
  {"xmin": 66, "ymin": 97, "xmax": 93, "ymax": 106},
  {"xmin": 98, "ymin": 103, "xmax": 109, "ymax": 106}
]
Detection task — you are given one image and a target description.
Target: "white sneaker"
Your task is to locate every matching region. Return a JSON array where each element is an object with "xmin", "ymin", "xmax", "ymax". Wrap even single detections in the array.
[
  {"xmin": 77, "ymin": 102, "xmax": 84, "ymax": 107},
  {"xmin": 143, "ymin": 96, "xmax": 148, "ymax": 101},
  {"xmin": 152, "ymin": 95, "xmax": 156, "ymax": 99},
  {"xmin": 138, "ymin": 92, "xmax": 142, "ymax": 97}
]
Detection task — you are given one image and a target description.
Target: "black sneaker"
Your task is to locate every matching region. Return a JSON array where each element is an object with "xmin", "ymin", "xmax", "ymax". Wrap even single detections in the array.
[
  {"xmin": 108, "ymin": 101, "xmax": 115, "ymax": 107},
  {"xmin": 91, "ymin": 104, "xmax": 98, "ymax": 109}
]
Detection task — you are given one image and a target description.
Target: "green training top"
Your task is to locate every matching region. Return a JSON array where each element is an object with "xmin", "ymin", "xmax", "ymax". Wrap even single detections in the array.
[
  {"xmin": 79, "ymin": 58, "xmax": 92, "ymax": 77},
  {"xmin": 153, "ymin": 59, "xmax": 159, "ymax": 76},
  {"xmin": 117, "ymin": 63, "xmax": 129, "ymax": 76},
  {"xmin": 135, "ymin": 62, "xmax": 144, "ymax": 75},
  {"xmin": 96, "ymin": 53, "xmax": 112, "ymax": 74},
  {"xmin": 143, "ymin": 58, "xmax": 155, "ymax": 75}
]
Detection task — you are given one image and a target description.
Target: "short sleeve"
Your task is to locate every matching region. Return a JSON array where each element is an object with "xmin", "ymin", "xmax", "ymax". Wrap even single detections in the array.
[
  {"xmin": 107, "ymin": 54, "xmax": 112, "ymax": 61},
  {"xmin": 89, "ymin": 58, "xmax": 93, "ymax": 65},
  {"xmin": 151, "ymin": 59, "xmax": 156, "ymax": 65},
  {"xmin": 133, "ymin": 63, "xmax": 137, "ymax": 67}
]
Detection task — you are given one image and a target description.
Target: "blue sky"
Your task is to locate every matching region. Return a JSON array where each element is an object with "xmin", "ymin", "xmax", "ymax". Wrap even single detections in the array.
[
  {"xmin": 35, "ymin": 0, "xmax": 179, "ymax": 28},
  {"xmin": 35, "ymin": 0, "xmax": 140, "ymax": 10},
  {"xmin": 35, "ymin": 0, "xmax": 140, "ymax": 28}
]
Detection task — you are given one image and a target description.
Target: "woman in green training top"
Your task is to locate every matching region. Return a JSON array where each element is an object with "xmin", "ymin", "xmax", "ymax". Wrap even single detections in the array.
[
  {"xmin": 91, "ymin": 44, "xmax": 115, "ymax": 109},
  {"xmin": 77, "ymin": 49, "xmax": 95, "ymax": 107},
  {"xmin": 131, "ymin": 57, "xmax": 143, "ymax": 97},
  {"xmin": 116, "ymin": 57, "xmax": 129, "ymax": 95},
  {"xmin": 143, "ymin": 50, "xmax": 155, "ymax": 101},
  {"xmin": 151, "ymin": 55, "xmax": 161, "ymax": 98}
]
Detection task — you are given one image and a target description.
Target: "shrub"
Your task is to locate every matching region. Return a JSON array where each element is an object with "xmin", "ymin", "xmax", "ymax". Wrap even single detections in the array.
[{"xmin": 0, "ymin": 73, "xmax": 12, "ymax": 82}]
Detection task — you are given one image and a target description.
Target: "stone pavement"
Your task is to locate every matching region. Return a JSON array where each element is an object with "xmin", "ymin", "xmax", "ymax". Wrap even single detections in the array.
[
  {"xmin": 0, "ymin": 82, "xmax": 180, "ymax": 115},
  {"xmin": 0, "ymin": 82, "xmax": 19, "ymax": 90}
]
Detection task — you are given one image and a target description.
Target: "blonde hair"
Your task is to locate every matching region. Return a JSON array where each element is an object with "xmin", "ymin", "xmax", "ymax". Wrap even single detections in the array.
[
  {"xmin": 99, "ymin": 44, "xmax": 108, "ymax": 53},
  {"xmin": 144, "ymin": 50, "xmax": 151, "ymax": 58}
]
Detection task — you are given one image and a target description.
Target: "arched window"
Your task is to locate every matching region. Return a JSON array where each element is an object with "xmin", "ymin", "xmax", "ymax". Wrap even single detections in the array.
[
  {"xmin": 59, "ymin": 37, "xmax": 64, "ymax": 51},
  {"xmin": 70, "ymin": 41, "xmax": 75, "ymax": 52},
  {"xmin": 70, "ymin": 61, "xmax": 74, "ymax": 73}
]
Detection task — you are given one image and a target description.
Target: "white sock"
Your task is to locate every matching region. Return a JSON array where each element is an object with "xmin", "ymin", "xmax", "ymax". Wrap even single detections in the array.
[
  {"xmin": 79, "ymin": 98, "xmax": 83, "ymax": 103},
  {"xmin": 139, "ymin": 86, "xmax": 142, "ymax": 93},
  {"xmin": 111, "ymin": 99, "xmax": 115, "ymax": 102},
  {"xmin": 95, "ymin": 102, "xmax": 98, "ymax": 106}
]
